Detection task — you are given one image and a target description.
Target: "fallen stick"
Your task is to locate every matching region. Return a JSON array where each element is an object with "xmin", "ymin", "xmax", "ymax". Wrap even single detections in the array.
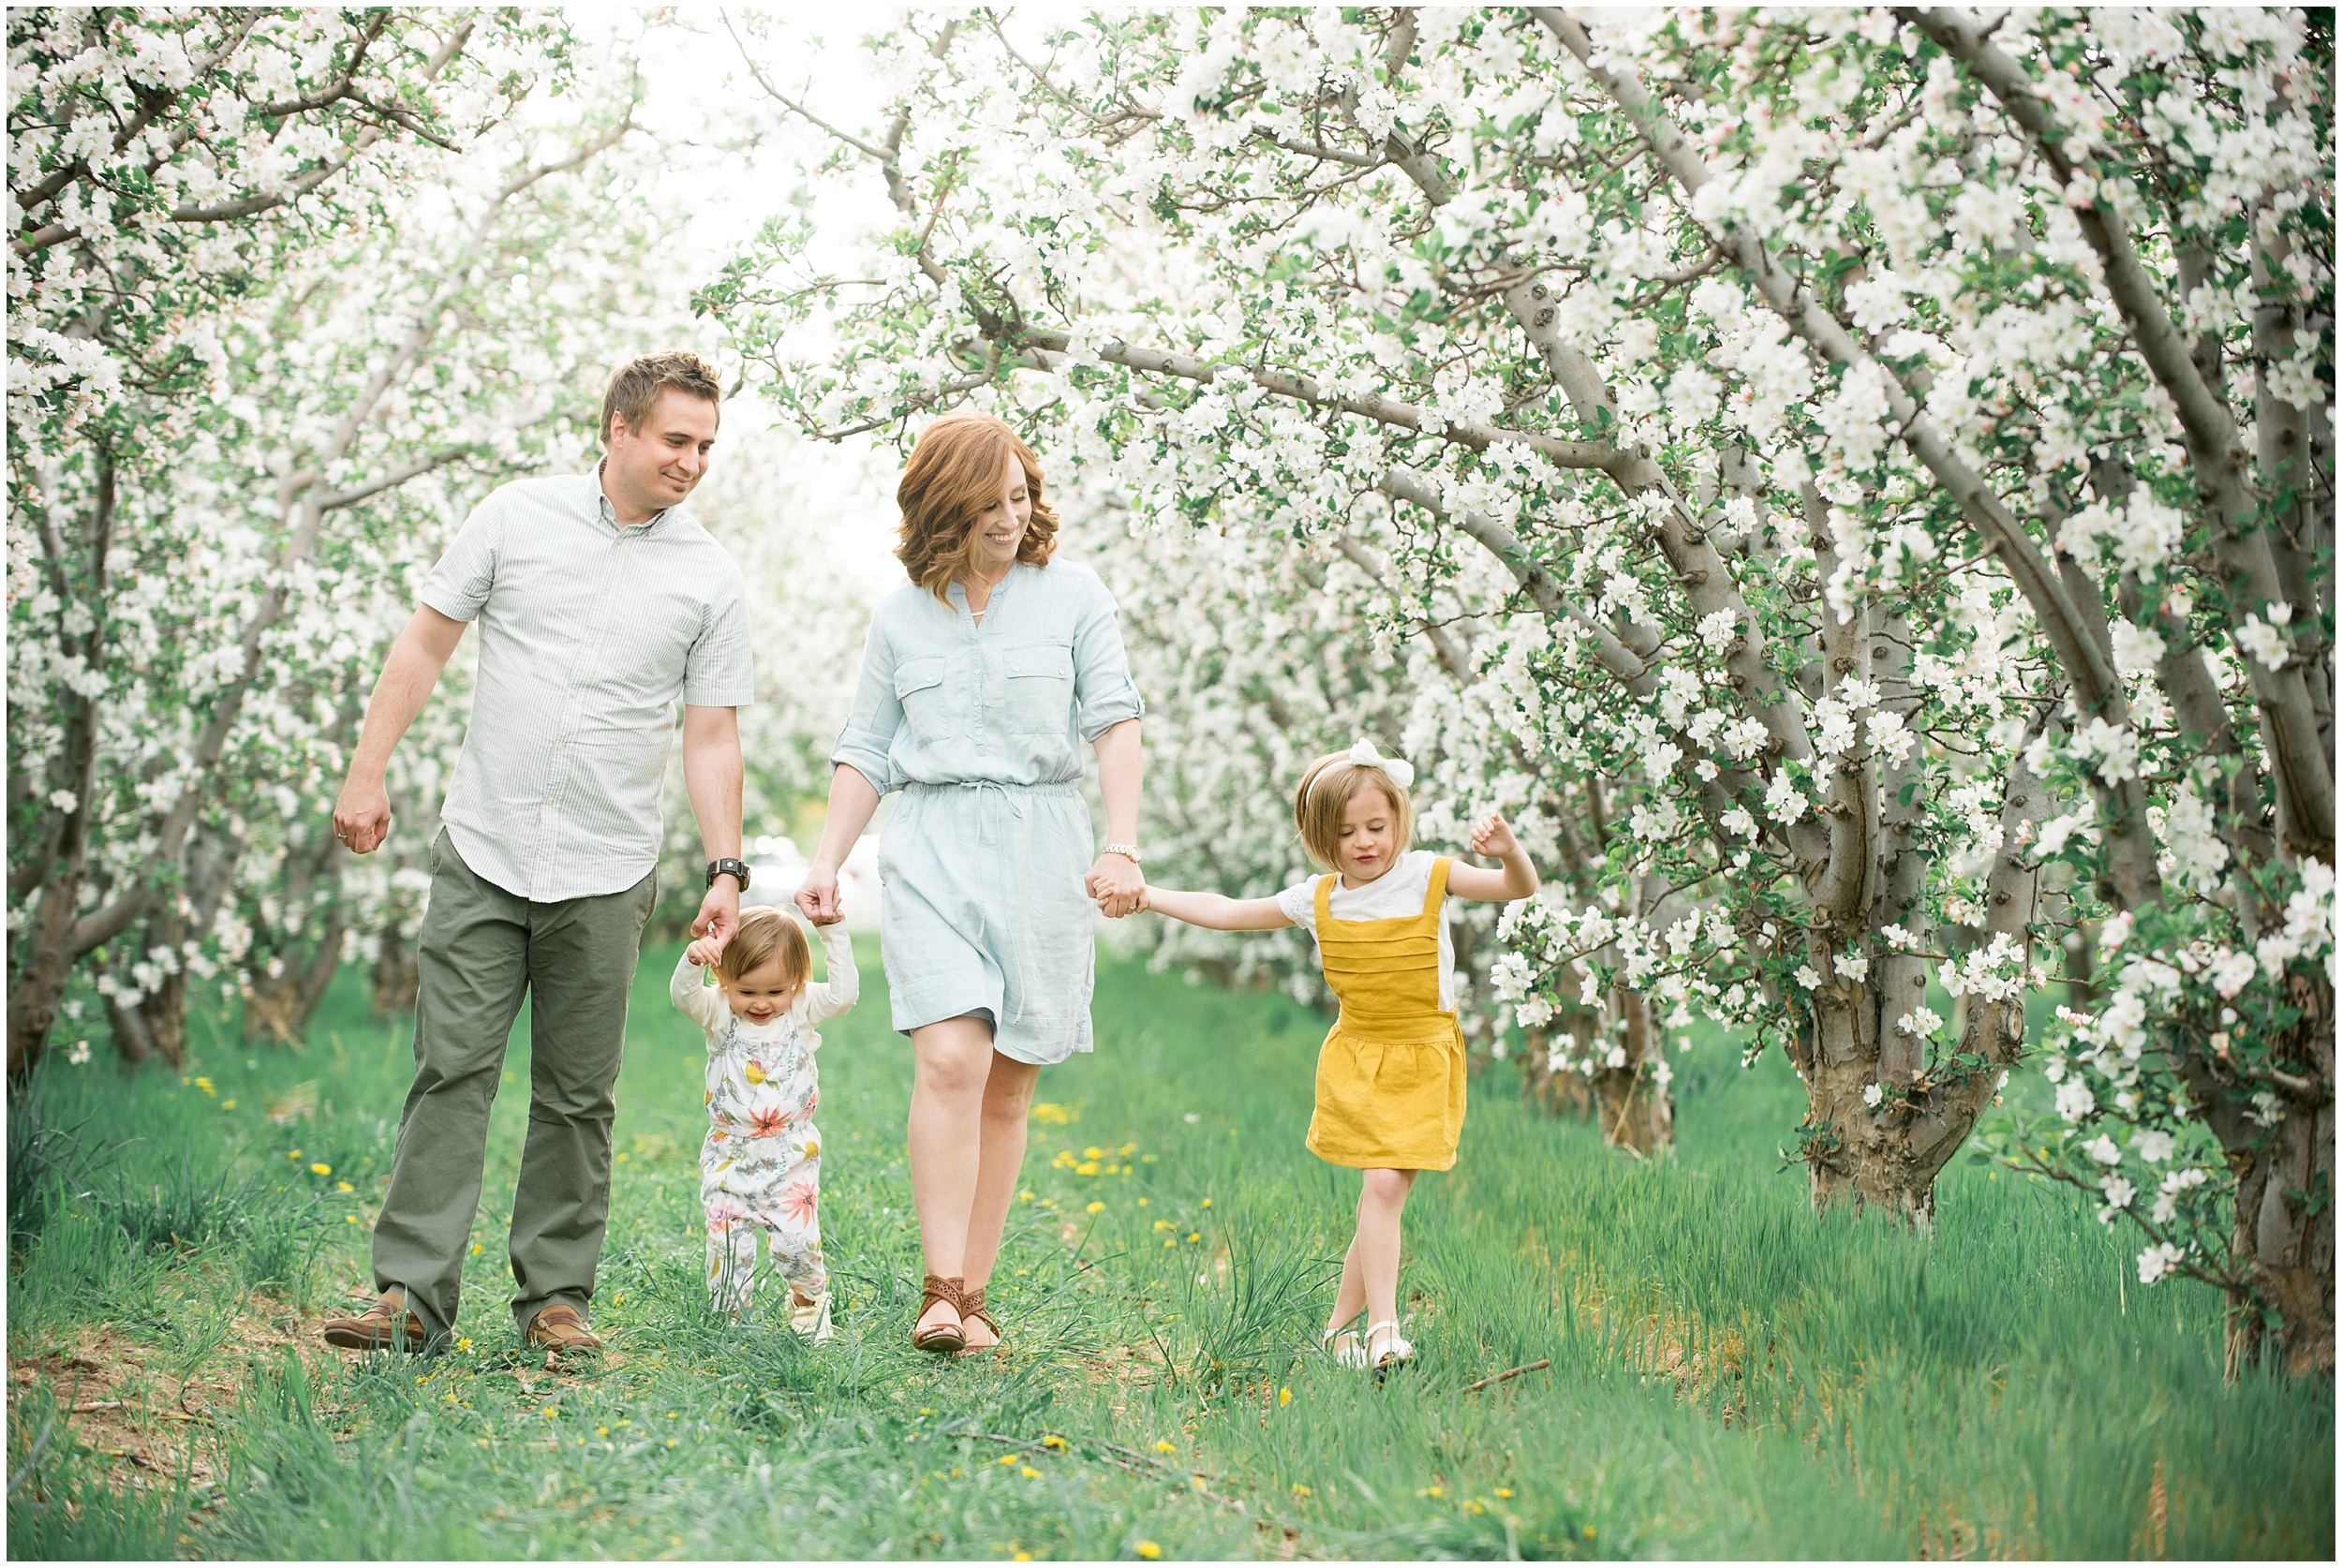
[{"xmin": 1460, "ymin": 1358, "xmax": 1551, "ymax": 1394}]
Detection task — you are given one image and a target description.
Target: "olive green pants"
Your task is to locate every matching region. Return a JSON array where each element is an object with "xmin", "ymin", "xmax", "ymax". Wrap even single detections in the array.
[{"xmin": 371, "ymin": 829, "xmax": 655, "ymax": 1339}]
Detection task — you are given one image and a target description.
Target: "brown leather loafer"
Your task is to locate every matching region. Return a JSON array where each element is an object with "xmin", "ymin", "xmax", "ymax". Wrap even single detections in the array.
[
  {"xmin": 320, "ymin": 1290, "xmax": 429, "ymax": 1353},
  {"xmin": 526, "ymin": 1303, "xmax": 602, "ymax": 1354}
]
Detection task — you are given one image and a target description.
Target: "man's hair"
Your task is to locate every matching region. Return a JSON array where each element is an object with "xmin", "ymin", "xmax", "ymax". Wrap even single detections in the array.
[
  {"xmin": 1292, "ymin": 749, "xmax": 1416, "ymax": 870},
  {"xmin": 895, "ymin": 413, "xmax": 1060, "ymax": 600},
  {"xmin": 713, "ymin": 907, "xmax": 812, "ymax": 990},
  {"xmin": 600, "ymin": 350, "xmax": 723, "ymax": 443}
]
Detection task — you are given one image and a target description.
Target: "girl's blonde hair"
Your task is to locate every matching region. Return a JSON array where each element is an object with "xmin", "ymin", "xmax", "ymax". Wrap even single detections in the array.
[
  {"xmin": 714, "ymin": 907, "xmax": 811, "ymax": 989},
  {"xmin": 895, "ymin": 413, "xmax": 1060, "ymax": 602},
  {"xmin": 1292, "ymin": 749, "xmax": 1416, "ymax": 869}
]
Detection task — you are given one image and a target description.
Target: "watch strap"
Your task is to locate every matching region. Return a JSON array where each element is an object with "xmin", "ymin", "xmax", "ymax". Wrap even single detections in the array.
[
  {"xmin": 707, "ymin": 857, "xmax": 750, "ymax": 891},
  {"xmin": 1102, "ymin": 842, "xmax": 1142, "ymax": 865}
]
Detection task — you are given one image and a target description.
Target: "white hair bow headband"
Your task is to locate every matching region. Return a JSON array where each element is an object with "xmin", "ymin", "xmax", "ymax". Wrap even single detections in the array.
[{"xmin": 1309, "ymin": 737, "xmax": 1415, "ymax": 802}]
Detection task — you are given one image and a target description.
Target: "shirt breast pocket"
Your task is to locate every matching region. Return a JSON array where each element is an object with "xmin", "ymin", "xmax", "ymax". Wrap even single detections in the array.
[
  {"xmin": 894, "ymin": 657, "xmax": 952, "ymax": 746},
  {"xmin": 1001, "ymin": 643, "xmax": 1075, "ymax": 737}
]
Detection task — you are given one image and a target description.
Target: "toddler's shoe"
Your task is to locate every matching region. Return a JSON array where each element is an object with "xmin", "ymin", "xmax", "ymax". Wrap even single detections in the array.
[{"xmin": 792, "ymin": 1293, "xmax": 835, "ymax": 1343}]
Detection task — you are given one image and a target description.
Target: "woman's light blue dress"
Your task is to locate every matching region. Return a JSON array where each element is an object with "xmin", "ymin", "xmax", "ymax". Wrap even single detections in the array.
[{"xmin": 831, "ymin": 560, "xmax": 1144, "ymax": 1064}]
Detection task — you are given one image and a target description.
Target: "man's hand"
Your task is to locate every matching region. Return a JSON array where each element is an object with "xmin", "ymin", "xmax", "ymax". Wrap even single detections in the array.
[
  {"xmin": 334, "ymin": 775, "xmax": 393, "ymax": 855},
  {"xmin": 1086, "ymin": 852, "xmax": 1146, "ymax": 918},
  {"xmin": 795, "ymin": 865, "xmax": 842, "ymax": 925},
  {"xmin": 692, "ymin": 880, "xmax": 740, "ymax": 955}
]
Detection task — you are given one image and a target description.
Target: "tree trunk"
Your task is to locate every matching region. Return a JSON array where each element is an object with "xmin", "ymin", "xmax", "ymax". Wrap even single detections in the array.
[
  {"xmin": 1595, "ymin": 988, "xmax": 1671, "ymax": 1157},
  {"xmin": 2222, "ymin": 972, "xmax": 2335, "ymax": 1379},
  {"xmin": 7, "ymin": 451, "xmax": 117, "ymax": 1083},
  {"xmin": 244, "ymin": 907, "xmax": 348, "ymax": 1047},
  {"xmin": 1794, "ymin": 994, "xmax": 1941, "ymax": 1222},
  {"xmin": 105, "ymin": 994, "xmax": 154, "ymax": 1072},
  {"xmin": 372, "ymin": 923, "xmax": 420, "ymax": 1015}
]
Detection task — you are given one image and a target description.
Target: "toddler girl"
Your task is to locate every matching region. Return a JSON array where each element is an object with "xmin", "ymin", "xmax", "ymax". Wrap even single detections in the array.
[
  {"xmin": 672, "ymin": 906, "xmax": 858, "ymax": 1339},
  {"xmin": 1131, "ymin": 739, "xmax": 1538, "ymax": 1370}
]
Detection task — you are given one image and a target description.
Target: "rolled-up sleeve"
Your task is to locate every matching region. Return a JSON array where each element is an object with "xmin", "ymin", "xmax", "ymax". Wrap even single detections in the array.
[
  {"xmin": 831, "ymin": 620, "xmax": 904, "ymax": 793},
  {"xmin": 1071, "ymin": 577, "xmax": 1144, "ymax": 742},
  {"xmin": 418, "ymin": 491, "xmax": 505, "ymax": 622},
  {"xmin": 684, "ymin": 568, "xmax": 756, "ymax": 707}
]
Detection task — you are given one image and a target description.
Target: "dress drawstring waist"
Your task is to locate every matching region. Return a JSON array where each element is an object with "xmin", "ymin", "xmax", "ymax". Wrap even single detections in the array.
[{"xmin": 901, "ymin": 777, "xmax": 1078, "ymax": 823}]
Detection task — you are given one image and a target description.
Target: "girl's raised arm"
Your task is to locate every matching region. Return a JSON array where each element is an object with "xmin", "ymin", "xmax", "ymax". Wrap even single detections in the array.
[
  {"xmin": 1135, "ymin": 887, "xmax": 1295, "ymax": 931},
  {"xmin": 1445, "ymin": 810, "xmax": 1541, "ymax": 903}
]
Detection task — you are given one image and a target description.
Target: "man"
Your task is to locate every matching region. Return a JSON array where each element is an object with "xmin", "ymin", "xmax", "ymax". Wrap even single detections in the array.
[{"xmin": 320, "ymin": 350, "xmax": 753, "ymax": 1356}]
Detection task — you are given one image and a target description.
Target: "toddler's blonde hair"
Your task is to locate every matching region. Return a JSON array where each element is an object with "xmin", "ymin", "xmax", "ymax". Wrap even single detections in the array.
[
  {"xmin": 714, "ymin": 907, "xmax": 811, "ymax": 989},
  {"xmin": 1293, "ymin": 748, "xmax": 1416, "ymax": 870}
]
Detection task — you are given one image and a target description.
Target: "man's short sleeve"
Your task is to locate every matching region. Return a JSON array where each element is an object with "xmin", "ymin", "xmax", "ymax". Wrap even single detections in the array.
[
  {"xmin": 418, "ymin": 490, "xmax": 506, "ymax": 623},
  {"xmin": 684, "ymin": 566, "xmax": 756, "ymax": 707}
]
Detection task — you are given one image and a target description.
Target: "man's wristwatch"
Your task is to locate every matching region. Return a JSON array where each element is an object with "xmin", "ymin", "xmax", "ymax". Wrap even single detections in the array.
[
  {"xmin": 706, "ymin": 857, "xmax": 750, "ymax": 891},
  {"xmin": 1102, "ymin": 843, "xmax": 1143, "ymax": 865}
]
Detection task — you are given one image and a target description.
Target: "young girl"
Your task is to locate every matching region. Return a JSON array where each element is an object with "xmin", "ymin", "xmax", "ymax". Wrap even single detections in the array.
[
  {"xmin": 673, "ymin": 906, "xmax": 859, "ymax": 1339},
  {"xmin": 1132, "ymin": 738, "xmax": 1538, "ymax": 1370}
]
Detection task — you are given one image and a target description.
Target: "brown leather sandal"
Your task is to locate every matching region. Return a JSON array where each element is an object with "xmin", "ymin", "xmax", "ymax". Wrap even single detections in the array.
[
  {"xmin": 526, "ymin": 1303, "xmax": 603, "ymax": 1354},
  {"xmin": 912, "ymin": 1274, "xmax": 966, "ymax": 1353},
  {"xmin": 956, "ymin": 1284, "xmax": 1001, "ymax": 1354}
]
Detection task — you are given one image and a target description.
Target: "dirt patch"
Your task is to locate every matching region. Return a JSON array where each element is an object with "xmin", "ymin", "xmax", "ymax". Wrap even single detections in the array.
[{"xmin": 8, "ymin": 1297, "xmax": 322, "ymax": 1498}]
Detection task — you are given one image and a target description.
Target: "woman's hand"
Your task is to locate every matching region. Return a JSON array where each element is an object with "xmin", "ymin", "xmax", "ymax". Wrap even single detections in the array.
[
  {"xmin": 1086, "ymin": 852, "xmax": 1146, "ymax": 918},
  {"xmin": 1470, "ymin": 810, "xmax": 1519, "ymax": 860},
  {"xmin": 796, "ymin": 864, "xmax": 843, "ymax": 925}
]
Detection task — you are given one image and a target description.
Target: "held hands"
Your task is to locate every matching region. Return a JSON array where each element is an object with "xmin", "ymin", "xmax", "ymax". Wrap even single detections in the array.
[
  {"xmin": 692, "ymin": 878, "xmax": 740, "ymax": 957},
  {"xmin": 1086, "ymin": 852, "xmax": 1146, "ymax": 919},
  {"xmin": 685, "ymin": 936, "xmax": 725, "ymax": 968},
  {"xmin": 1470, "ymin": 809, "xmax": 1520, "ymax": 860},
  {"xmin": 795, "ymin": 865, "xmax": 842, "ymax": 926}
]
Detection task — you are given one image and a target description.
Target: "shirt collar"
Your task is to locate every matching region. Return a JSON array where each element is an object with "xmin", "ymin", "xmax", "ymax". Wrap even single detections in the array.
[{"xmin": 592, "ymin": 460, "xmax": 674, "ymax": 536}]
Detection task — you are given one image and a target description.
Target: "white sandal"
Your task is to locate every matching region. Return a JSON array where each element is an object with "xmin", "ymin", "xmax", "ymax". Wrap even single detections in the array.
[
  {"xmin": 1322, "ymin": 1326, "xmax": 1371, "ymax": 1369},
  {"xmin": 1365, "ymin": 1320, "xmax": 1415, "ymax": 1370}
]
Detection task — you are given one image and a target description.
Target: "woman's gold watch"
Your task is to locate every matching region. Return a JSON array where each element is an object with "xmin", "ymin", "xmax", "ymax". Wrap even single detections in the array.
[{"xmin": 1102, "ymin": 843, "xmax": 1143, "ymax": 865}]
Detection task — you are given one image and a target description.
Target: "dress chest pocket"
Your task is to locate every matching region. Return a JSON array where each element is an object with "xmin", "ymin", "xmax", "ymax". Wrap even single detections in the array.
[
  {"xmin": 894, "ymin": 657, "xmax": 953, "ymax": 746},
  {"xmin": 1001, "ymin": 643, "xmax": 1075, "ymax": 737}
]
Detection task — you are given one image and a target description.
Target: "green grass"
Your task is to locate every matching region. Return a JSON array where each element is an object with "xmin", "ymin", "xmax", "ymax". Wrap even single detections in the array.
[{"xmin": 7, "ymin": 942, "xmax": 2332, "ymax": 1560}]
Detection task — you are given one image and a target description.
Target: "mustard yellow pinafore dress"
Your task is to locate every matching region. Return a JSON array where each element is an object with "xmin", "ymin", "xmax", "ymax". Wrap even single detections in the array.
[{"xmin": 1304, "ymin": 857, "xmax": 1468, "ymax": 1172}]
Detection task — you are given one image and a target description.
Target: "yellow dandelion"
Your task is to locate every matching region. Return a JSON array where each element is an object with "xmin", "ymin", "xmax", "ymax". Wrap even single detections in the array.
[
  {"xmin": 1087, "ymin": 1201, "xmax": 1105, "ymax": 1214},
  {"xmin": 1083, "ymin": 1146, "xmax": 1104, "ymax": 1160},
  {"xmin": 455, "ymin": 1338, "xmax": 473, "ymax": 1352},
  {"xmin": 1201, "ymin": 1198, "xmax": 1211, "ymax": 1207},
  {"xmin": 1043, "ymin": 1435, "xmax": 1066, "ymax": 1450},
  {"xmin": 1153, "ymin": 1440, "xmax": 1176, "ymax": 1454},
  {"xmin": 470, "ymin": 1242, "xmax": 482, "ymax": 1254},
  {"xmin": 1021, "ymin": 1466, "xmax": 1041, "ymax": 1479},
  {"xmin": 1494, "ymin": 1487, "xmax": 1513, "ymax": 1499},
  {"xmin": 999, "ymin": 1454, "xmax": 1018, "ymax": 1467},
  {"xmin": 1278, "ymin": 1387, "xmax": 1291, "ymax": 1407},
  {"xmin": 1291, "ymin": 1483, "xmax": 1312, "ymax": 1500},
  {"xmin": 220, "ymin": 1100, "xmax": 236, "ymax": 1110},
  {"xmin": 337, "ymin": 1181, "xmax": 354, "ymax": 1192},
  {"xmin": 309, "ymin": 1162, "xmax": 332, "ymax": 1176},
  {"xmin": 1135, "ymin": 1544, "xmax": 1162, "ymax": 1561}
]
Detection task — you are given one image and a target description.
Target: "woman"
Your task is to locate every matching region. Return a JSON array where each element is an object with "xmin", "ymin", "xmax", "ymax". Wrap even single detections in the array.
[{"xmin": 795, "ymin": 412, "xmax": 1146, "ymax": 1353}]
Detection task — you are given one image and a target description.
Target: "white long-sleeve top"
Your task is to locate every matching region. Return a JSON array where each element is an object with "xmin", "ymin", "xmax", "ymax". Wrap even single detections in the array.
[{"xmin": 670, "ymin": 925, "xmax": 859, "ymax": 1050}]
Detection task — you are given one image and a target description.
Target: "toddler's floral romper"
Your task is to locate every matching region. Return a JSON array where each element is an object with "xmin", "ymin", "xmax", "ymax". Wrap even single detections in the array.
[{"xmin": 669, "ymin": 925, "xmax": 857, "ymax": 1327}]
